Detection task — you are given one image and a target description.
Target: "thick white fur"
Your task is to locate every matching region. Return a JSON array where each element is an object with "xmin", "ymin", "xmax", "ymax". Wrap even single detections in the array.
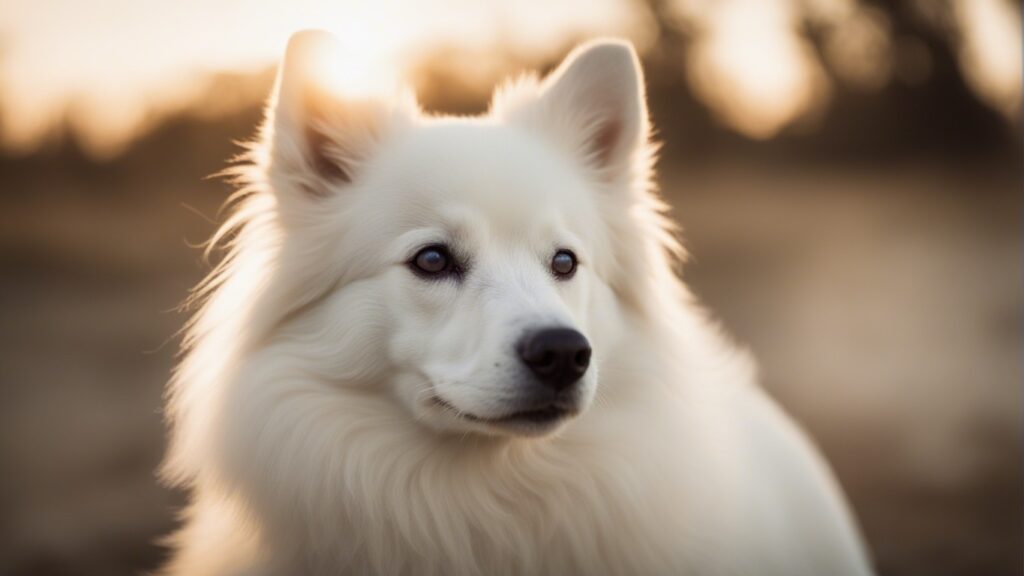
[{"xmin": 160, "ymin": 31, "xmax": 874, "ymax": 575}]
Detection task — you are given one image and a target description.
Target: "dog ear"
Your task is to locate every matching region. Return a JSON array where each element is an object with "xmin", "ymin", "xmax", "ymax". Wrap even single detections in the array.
[
  {"xmin": 513, "ymin": 40, "xmax": 649, "ymax": 184},
  {"xmin": 267, "ymin": 30, "xmax": 396, "ymax": 195}
]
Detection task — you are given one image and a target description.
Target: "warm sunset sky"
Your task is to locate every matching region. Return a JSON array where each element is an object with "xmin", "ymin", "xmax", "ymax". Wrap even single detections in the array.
[{"xmin": 0, "ymin": 0, "xmax": 1018, "ymax": 157}]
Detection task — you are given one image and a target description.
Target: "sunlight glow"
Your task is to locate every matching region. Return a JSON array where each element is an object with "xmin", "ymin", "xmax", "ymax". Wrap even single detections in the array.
[
  {"xmin": 0, "ymin": 0, "xmax": 647, "ymax": 158},
  {"xmin": 304, "ymin": 29, "xmax": 400, "ymax": 100},
  {"xmin": 954, "ymin": 0, "xmax": 1021, "ymax": 120},
  {"xmin": 0, "ymin": 0, "xmax": 1018, "ymax": 157},
  {"xmin": 685, "ymin": 0, "xmax": 829, "ymax": 139}
]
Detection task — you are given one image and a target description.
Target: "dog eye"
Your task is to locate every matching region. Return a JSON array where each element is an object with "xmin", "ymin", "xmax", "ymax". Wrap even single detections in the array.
[
  {"xmin": 411, "ymin": 245, "xmax": 454, "ymax": 277},
  {"xmin": 551, "ymin": 249, "xmax": 577, "ymax": 279}
]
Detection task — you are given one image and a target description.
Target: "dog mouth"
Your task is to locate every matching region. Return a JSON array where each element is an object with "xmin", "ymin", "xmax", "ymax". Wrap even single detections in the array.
[{"xmin": 430, "ymin": 396, "xmax": 576, "ymax": 429}]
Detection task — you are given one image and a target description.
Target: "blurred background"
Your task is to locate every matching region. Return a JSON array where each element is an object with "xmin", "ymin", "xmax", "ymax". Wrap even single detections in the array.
[{"xmin": 0, "ymin": 0, "xmax": 1020, "ymax": 574}]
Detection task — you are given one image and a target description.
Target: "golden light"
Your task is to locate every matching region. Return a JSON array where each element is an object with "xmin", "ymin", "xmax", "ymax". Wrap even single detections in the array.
[
  {"xmin": 954, "ymin": 0, "xmax": 1021, "ymax": 120},
  {"xmin": 0, "ymin": 0, "xmax": 1019, "ymax": 158},
  {"xmin": 685, "ymin": 0, "xmax": 829, "ymax": 139},
  {"xmin": 301, "ymin": 29, "xmax": 401, "ymax": 100},
  {"xmin": 0, "ymin": 0, "xmax": 645, "ymax": 158}
]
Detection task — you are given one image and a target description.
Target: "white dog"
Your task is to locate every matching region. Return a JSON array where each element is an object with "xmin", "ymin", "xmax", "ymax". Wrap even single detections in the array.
[{"xmin": 160, "ymin": 30, "xmax": 873, "ymax": 576}]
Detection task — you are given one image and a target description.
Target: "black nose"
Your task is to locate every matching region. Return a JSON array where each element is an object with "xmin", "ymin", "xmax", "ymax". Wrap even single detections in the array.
[{"xmin": 517, "ymin": 328, "xmax": 592, "ymax": 390}]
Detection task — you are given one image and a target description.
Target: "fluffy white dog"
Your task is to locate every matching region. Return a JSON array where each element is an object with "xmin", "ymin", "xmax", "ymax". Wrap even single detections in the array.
[{"xmin": 160, "ymin": 30, "xmax": 873, "ymax": 576}]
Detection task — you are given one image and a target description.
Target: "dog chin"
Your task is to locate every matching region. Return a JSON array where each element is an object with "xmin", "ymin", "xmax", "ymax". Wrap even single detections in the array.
[{"xmin": 423, "ymin": 395, "xmax": 582, "ymax": 438}]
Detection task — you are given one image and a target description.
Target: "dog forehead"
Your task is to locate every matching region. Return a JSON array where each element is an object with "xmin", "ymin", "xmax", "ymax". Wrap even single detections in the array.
[{"xmin": 377, "ymin": 121, "xmax": 589, "ymax": 218}]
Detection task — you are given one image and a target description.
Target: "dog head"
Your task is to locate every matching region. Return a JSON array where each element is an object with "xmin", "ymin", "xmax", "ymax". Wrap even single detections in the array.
[{"xmin": 260, "ymin": 31, "xmax": 656, "ymax": 438}]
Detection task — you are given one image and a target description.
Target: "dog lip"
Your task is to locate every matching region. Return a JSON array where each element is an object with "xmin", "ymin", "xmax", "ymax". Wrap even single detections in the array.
[{"xmin": 430, "ymin": 396, "xmax": 576, "ymax": 425}]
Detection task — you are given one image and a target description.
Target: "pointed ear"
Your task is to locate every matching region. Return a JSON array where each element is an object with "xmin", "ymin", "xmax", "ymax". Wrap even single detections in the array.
[
  {"xmin": 509, "ymin": 40, "xmax": 649, "ymax": 183},
  {"xmin": 267, "ymin": 30, "xmax": 398, "ymax": 195}
]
